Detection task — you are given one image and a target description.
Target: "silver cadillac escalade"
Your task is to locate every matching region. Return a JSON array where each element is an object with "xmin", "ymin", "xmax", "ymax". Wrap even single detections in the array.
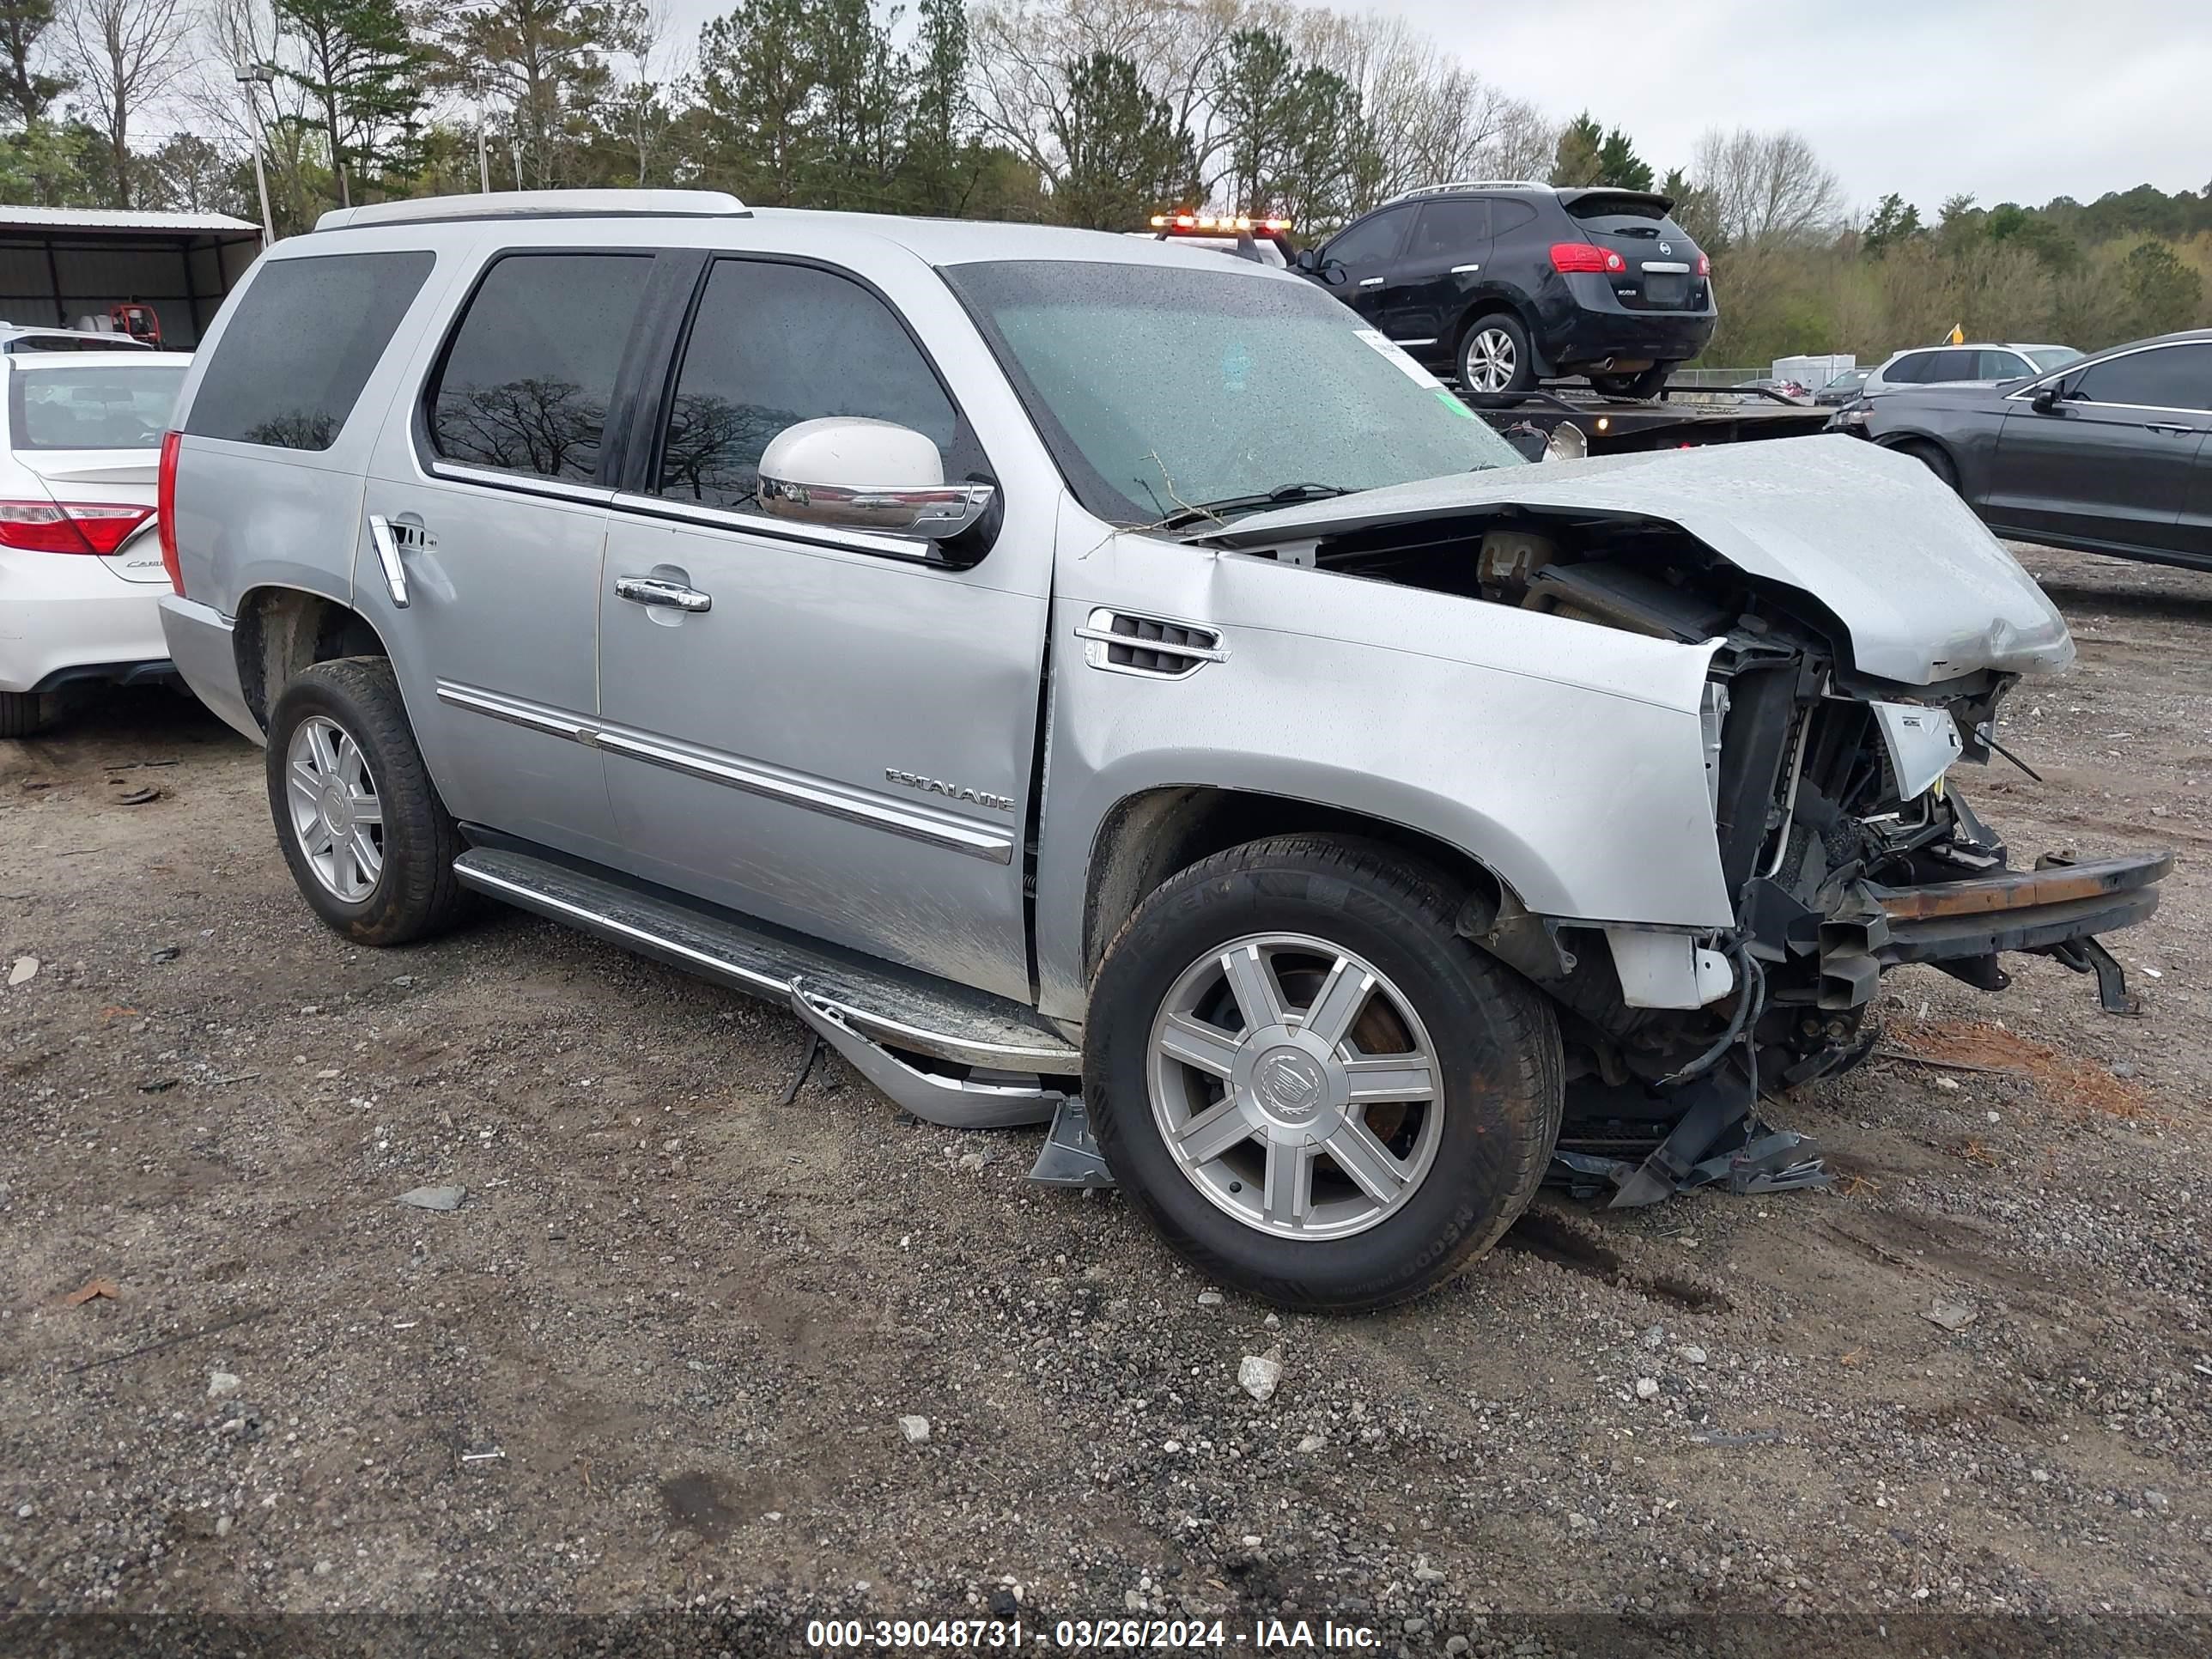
[{"xmin": 156, "ymin": 190, "xmax": 2169, "ymax": 1311}]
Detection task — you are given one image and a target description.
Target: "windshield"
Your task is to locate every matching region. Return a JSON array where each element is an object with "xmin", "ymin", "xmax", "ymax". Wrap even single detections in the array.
[
  {"xmin": 2026, "ymin": 347, "xmax": 2085, "ymax": 373},
  {"xmin": 944, "ymin": 258, "xmax": 1522, "ymax": 527},
  {"xmin": 9, "ymin": 364, "xmax": 185, "ymax": 450}
]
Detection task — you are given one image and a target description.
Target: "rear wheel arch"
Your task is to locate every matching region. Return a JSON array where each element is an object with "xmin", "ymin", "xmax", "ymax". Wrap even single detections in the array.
[
  {"xmin": 233, "ymin": 586, "xmax": 391, "ymax": 732},
  {"xmin": 1082, "ymin": 786, "xmax": 1509, "ymax": 983}
]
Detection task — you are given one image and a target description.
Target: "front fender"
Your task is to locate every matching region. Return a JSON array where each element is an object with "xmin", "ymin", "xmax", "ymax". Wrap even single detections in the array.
[{"xmin": 1033, "ymin": 523, "xmax": 1734, "ymax": 1017}]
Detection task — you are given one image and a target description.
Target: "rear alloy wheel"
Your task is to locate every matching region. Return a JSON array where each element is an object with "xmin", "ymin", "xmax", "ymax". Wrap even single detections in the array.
[
  {"xmin": 265, "ymin": 657, "xmax": 471, "ymax": 945},
  {"xmin": 1086, "ymin": 835, "xmax": 1564, "ymax": 1312},
  {"xmin": 1458, "ymin": 314, "xmax": 1534, "ymax": 394}
]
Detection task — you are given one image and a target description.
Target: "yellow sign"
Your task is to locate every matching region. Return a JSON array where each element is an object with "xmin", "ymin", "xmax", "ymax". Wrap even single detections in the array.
[{"xmin": 1946, "ymin": 323, "xmax": 1966, "ymax": 344}]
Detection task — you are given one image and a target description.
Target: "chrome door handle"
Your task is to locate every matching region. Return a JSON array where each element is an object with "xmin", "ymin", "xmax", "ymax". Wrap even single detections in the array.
[
  {"xmin": 365, "ymin": 514, "xmax": 409, "ymax": 609},
  {"xmin": 1358, "ymin": 276, "xmax": 1385, "ymax": 288},
  {"xmin": 615, "ymin": 574, "xmax": 712, "ymax": 613},
  {"xmin": 1450, "ymin": 263, "xmax": 1481, "ymax": 274},
  {"xmin": 2144, "ymin": 422, "xmax": 2193, "ymax": 435}
]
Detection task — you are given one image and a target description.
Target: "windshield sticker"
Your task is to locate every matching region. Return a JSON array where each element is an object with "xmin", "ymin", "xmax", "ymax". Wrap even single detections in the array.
[
  {"xmin": 1433, "ymin": 390, "xmax": 1480, "ymax": 420},
  {"xmin": 1221, "ymin": 337, "xmax": 1252, "ymax": 393},
  {"xmin": 1352, "ymin": 328, "xmax": 1446, "ymax": 389}
]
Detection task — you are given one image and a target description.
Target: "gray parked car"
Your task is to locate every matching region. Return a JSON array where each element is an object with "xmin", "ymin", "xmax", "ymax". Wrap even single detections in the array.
[{"xmin": 156, "ymin": 191, "xmax": 2168, "ymax": 1310}]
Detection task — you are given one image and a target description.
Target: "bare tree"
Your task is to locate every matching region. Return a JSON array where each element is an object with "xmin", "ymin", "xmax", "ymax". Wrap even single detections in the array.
[
  {"xmin": 57, "ymin": 0, "xmax": 196, "ymax": 205},
  {"xmin": 1690, "ymin": 125, "xmax": 1840, "ymax": 249},
  {"xmin": 613, "ymin": 0, "xmax": 685, "ymax": 186}
]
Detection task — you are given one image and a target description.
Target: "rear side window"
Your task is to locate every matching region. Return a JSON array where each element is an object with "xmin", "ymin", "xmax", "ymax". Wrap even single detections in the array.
[
  {"xmin": 1407, "ymin": 200, "xmax": 1488, "ymax": 260},
  {"xmin": 10, "ymin": 365, "xmax": 185, "ymax": 450},
  {"xmin": 2072, "ymin": 343, "xmax": 2212, "ymax": 410},
  {"xmin": 185, "ymin": 251, "xmax": 434, "ymax": 450},
  {"xmin": 428, "ymin": 252, "xmax": 650, "ymax": 483},
  {"xmin": 653, "ymin": 258, "xmax": 974, "ymax": 513}
]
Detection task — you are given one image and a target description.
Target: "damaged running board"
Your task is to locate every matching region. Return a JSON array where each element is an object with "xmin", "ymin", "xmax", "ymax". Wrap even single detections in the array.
[{"xmin": 452, "ymin": 846, "xmax": 1079, "ymax": 1128}]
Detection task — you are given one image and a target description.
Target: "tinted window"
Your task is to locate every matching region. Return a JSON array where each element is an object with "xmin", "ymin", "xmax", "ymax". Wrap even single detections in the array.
[
  {"xmin": 1491, "ymin": 198, "xmax": 1539, "ymax": 234},
  {"xmin": 2025, "ymin": 346, "xmax": 2084, "ymax": 373},
  {"xmin": 2072, "ymin": 343, "xmax": 2212, "ymax": 410},
  {"xmin": 1407, "ymin": 200, "xmax": 1488, "ymax": 260},
  {"xmin": 1917, "ymin": 350, "xmax": 1976, "ymax": 382},
  {"xmin": 10, "ymin": 364, "xmax": 185, "ymax": 449},
  {"xmin": 1565, "ymin": 192, "xmax": 1668, "ymax": 222},
  {"xmin": 653, "ymin": 259, "xmax": 969, "ymax": 512},
  {"xmin": 1324, "ymin": 208, "xmax": 1412, "ymax": 269},
  {"xmin": 1883, "ymin": 354, "xmax": 1929, "ymax": 384},
  {"xmin": 186, "ymin": 251, "xmax": 433, "ymax": 450},
  {"xmin": 429, "ymin": 252, "xmax": 648, "ymax": 482},
  {"xmin": 1976, "ymin": 350, "xmax": 2028, "ymax": 380}
]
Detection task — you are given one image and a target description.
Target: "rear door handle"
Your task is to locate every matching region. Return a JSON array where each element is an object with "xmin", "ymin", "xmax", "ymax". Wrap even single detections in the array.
[
  {"xmin": 615, "ymin": 574, "xmax": 712, "ymax": 613},
  {"xmin": 2144, "ymin": 422, "xmax": 2194, "ymax": 435},
  {"xmin": 1358, "ymin": 276, "xmax": 1385, "ymax": 288},
  {"xmin": 366, "ymin": 515, "xmax": 409, "ymax": 608},
  {"xmin": 1450, "ymin": 263, "xmax": 1481, "ymax": 274}
]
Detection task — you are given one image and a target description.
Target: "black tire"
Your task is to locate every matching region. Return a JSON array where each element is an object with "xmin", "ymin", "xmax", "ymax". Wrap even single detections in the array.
[
  {"xmin": 1589, "ymin": 363, "xmax": 1672, "ymax": 400},
  {"xmin": 264, "ymin": 657, "xmax": 471, "ymax": 946},
  {"xmin": 1456, "ymin": 312, "xmax": 1537, "ymax": 394},
  {"xmin": 1085, "ymin": 835, "xmax": 1564, "ymax": 1313},
  {"xmin": 0, "ymin": 690, "xmax": 57, "ymax": 738},
  {"xmin": 1888, "ymin": 437, "xmax": 1958, "ymax": 492}
]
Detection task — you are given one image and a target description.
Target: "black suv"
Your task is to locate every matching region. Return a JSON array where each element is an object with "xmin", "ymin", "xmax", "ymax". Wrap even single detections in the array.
[{"xmin": 1297, "ymin": 182, "xmax": 1717, "ymax": 398}]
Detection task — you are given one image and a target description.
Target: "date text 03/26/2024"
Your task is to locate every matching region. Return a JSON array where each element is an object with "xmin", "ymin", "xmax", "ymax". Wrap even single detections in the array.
[{"xmin": 805, "ymin": 1617, "xmax": 1382, "ymax": 1650}]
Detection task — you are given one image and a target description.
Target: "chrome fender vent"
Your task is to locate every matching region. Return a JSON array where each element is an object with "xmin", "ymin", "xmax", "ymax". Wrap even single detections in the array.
[{"xmin": 1075, "ymin": 608, "xmax": 1227, "ymax": 679}]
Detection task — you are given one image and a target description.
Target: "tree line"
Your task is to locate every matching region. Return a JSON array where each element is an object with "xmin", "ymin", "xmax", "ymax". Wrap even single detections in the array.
[{"xmin": 0, "ymin": 0, "xmax": 2203, "ymax": 363}]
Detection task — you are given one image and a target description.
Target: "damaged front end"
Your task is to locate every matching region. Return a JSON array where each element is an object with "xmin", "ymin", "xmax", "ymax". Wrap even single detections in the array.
[{"xmin": 1210, "ymin": 441, "xmax": 2173, "ymax": 1207}]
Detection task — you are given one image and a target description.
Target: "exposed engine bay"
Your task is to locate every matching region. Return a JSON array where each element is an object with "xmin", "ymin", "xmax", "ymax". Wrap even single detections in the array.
[{"xmin": 1246, "ymin": 501, "xmax": 2172, "ymax": 1206}]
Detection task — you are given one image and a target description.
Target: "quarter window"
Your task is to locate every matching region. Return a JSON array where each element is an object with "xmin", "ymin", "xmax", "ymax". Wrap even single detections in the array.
[
  {"xmin": 1883, "ymin": 353, "xmax": 1930, "ymax": 385},
  {"xmin": 185, "ymin": 251, "xmax": 433, "ymax": 450},
  {"xmin": 428, "ymin": 252, "xmax": 650, "ymax": 483},
  {"xmin": 2071, "ymin": 343, "xmax": 2212, "ymax": 410},
  {"xmin": 653, "ymin": 258, "xmax": 973, "ymax": 514}
]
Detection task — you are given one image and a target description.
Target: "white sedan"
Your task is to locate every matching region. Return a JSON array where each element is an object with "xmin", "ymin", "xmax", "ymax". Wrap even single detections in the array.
[{"xmin": 0, "ymin": 349, "xmax": 190, "ymax": 735}]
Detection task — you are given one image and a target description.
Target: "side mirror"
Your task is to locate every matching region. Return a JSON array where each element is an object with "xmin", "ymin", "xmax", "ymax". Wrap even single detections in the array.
[
  {"xmin": 1290, "ymin": 246, "xmax": 1317, "ymax": 272},
  {"xmin": 757, "ymin": 417, "xmax": 994, "ymax": 540},
  {"xmin": 2031, "ymin": 385, "xmax": 2065, "ymax": 413},
  {"xmin": 1319, "ymin": 258, "xmax": 1350, "ymax": 287}
]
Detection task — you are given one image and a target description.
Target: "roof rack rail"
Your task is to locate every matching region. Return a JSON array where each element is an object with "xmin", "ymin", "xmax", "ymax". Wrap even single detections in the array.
[
  {"xmin": 315, "ymin": 189, "xmax": 750, "ymax": 234},
  {"xmin": 1381, "ymin": 180, "xmax": 1555, "ymax": 206}
]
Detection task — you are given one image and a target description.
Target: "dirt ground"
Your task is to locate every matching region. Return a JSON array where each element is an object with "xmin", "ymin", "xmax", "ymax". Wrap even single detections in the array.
[{"xmin": 2, "ymin": 544, "xmax": 2208, "ymax": 1656}]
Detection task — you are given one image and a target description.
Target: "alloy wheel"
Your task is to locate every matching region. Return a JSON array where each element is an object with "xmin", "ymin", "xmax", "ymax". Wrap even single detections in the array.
[
  {"xmin": 1146, "ymin": 933, "xmax": 1443, "ymax": 1240},
  {"xmin": 1464, "ymin": 327, "xmax": 1517, "ymax": 392},
  {"xmin": 283, "ymin": 714, "xmax": 384, "ymax": 903}
]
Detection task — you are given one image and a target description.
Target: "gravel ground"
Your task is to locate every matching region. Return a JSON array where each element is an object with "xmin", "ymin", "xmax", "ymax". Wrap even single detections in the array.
[{"xmin": 1, "ymin": 544, "xmax": 2207, "ymax": 1656}]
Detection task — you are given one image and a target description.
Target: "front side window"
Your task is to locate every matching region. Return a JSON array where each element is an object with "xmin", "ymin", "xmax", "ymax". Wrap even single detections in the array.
[
  {"xmin": 185, "ymin": 251, "xmax": 434, "ymax": 451},
  {"xmin": 653, "ymin": 258, "xmax": 971, "ymax": 513},
  {"xmin": 946, "ymin": 258, "xmax": 1523, "ymax": 528},
  {"xmin": 428, "ymin": 252, "xmax": 650, "ymax": 483},
  {"xmin": 10, "ymin": 364, "xmax": 185, "ymax": 449},
  {"xmin": 1323, "ymin": 207, "xmax": 1412, "ymax": 270},
  {"xmin": 2071, "ymin": 343, "xmax": 2212, "ymax": 410}
]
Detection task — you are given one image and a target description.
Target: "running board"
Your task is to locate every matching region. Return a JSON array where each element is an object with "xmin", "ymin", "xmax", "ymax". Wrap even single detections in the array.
[{"xmin": 450, "ymin": 848, "xmax": 1081, "ymax": 1090}]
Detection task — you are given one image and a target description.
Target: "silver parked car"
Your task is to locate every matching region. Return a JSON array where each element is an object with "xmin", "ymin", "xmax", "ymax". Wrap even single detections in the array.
[{"xmin": 156, "ymin": 191, "xmax": 2167, "ymax": 1311}]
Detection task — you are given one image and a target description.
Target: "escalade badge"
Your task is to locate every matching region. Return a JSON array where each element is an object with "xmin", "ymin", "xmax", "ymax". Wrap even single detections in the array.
[{"xmin": 884, "ymin": 768, "xmax": 1016, "ymax": 812}]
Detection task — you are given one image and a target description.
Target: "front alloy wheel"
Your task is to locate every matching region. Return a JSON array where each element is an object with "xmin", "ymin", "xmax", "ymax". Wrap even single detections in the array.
[
  {"xmin": 1149, "ymin": 933, "xmax": 1443, "ymax": 1239},
  {"xmin": 1085, "ymin": 835, "xmax": 1565, "ymax": 1312},
  {"xmin": 283, "ymin": 714, "xmax": 385, "ymax": 902}
]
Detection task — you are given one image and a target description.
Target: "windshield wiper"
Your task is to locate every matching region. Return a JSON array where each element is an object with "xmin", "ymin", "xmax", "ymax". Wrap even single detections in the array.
[{"xmin": 1157, "ymin": 481, "xmax": 1353, "ymax": 532}]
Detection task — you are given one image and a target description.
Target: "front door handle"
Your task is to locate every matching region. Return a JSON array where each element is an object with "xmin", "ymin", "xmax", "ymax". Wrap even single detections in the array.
[
  {"xmin": 615, "ymin": 574, "xmax": 712, "ymax": 614},
  {"xmin": 1358, "ymin": 276, "xmax": 1386, "ymax": 288},
  {"xmin": 2144, "ymin": 422, "xmax": 2194, "ymax": 435}
]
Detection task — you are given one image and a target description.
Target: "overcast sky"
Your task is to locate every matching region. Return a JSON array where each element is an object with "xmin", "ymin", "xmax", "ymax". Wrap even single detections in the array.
[{"xmin": 1406, "ymin": 0, "xmax": 2212, "ymax": 216}]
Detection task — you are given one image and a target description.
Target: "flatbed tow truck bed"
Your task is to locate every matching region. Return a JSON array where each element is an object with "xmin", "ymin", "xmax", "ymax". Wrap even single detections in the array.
[{"xmin": 1464, "ymin": 385, "xmax": 1835, "ymax": 455}]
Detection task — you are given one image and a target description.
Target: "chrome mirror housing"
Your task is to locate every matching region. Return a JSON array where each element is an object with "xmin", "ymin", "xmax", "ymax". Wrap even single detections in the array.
[{"xmin": 757, "ymin": 416, "xmax": 994, "ymax": 539}]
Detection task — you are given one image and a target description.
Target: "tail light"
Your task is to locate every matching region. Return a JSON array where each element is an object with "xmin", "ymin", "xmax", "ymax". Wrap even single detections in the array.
[
  {"xmin": 158, "ymin": 428, "xmax": 182, "ymax": 593},
  {"xmin": 1550, "ymin": 242, "xmax": 1626, "ymax": 274},
  {"xmin": 1696, "ymin": 252, "xmax": 1711, "ymax": 276},
  {"xmin": 0, "ymin": 499, "xmax": 155, "ymax": 556}
]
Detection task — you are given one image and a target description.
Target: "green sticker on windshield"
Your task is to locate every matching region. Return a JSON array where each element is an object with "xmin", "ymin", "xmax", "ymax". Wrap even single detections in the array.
[{"xmin": 1435, "ymin": 390, "xmax": 1480, "ymax": 420}]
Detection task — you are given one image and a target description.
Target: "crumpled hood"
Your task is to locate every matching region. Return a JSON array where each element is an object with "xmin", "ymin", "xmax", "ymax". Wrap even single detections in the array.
[{"xmin": 1207, "ymin": 434, "xmax": 2074, "ymax": 686}]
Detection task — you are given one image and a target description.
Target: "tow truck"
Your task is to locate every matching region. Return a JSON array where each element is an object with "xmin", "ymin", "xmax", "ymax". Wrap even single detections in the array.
[{"xmin": 1145, "ymin": 212, "xmax": 1835, "ymax": 459}]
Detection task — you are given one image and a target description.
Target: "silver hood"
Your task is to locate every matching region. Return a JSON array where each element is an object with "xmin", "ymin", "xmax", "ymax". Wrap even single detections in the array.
[{"xmin": 1207, "ymin": 434, "xmax": 2073, "ymax": 687}]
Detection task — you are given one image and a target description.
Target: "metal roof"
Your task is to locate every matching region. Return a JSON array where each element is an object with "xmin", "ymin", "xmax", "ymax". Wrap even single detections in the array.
[{"xmin": 0, "ymin": 205, "xmax": 261, "ymax": 235}]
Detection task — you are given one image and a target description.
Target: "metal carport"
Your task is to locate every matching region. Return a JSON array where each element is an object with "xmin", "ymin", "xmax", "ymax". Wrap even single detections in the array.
[{"xmin": 0, "ymin": 207, "xmax": 263, "ymax": 350}]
